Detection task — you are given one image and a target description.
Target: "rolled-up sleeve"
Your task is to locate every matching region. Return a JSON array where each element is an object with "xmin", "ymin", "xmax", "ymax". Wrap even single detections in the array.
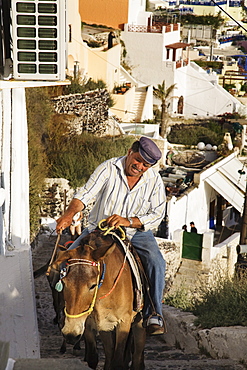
[
  {"xmin": 74, "ymin": 161, "xmax": 108, "ymax": 206},
  {"xmin": 137, "ymin": 176, "xmax": 166, "ymax": 231}
]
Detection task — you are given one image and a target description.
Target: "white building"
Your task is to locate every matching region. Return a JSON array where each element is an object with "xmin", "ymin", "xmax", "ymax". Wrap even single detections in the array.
[
  {"xmin": 165, "ymin": 153, "xmax": 246, "ymax": 239},
  {"xmin": 149, "ymin": 0, "xmax": 245, "ymax": 23},
  {"xmin": 121, "ymin": 19, "xmax": 247, "ymax": 118}
]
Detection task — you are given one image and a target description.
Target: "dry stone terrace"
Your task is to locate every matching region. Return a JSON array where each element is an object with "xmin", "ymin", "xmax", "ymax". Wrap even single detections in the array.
[{"xmin": 51, "ymin": 89, "xmax": 110, "ymax": 135}]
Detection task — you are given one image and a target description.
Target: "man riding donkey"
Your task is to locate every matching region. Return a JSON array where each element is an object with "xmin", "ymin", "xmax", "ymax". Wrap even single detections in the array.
[{"xmin": 56, "ymin": 137, "xmax": 167, "ymax": 335}]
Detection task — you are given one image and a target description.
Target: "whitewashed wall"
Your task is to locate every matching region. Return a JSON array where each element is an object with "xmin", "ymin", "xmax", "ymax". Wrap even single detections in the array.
[
  {"xmin": 67, "ymin": 0, "xmax": 88, "ymax": 74},
  {"xmin": 122, "ymin": 24, "xmax": 179, "ymax": 88},
  {"xmin": 128, "ymin": 0, "xmax": 147, "ymax": 25},
  {"xmin": 121, "ymin": 26, "xmax": 246, "ymax": 118},
  {"xmin": 175, "ymin": 63, "xmax": 247, "ymax": 117},
  {"xmin": 167, "ymin": 183, "xmax": 214, "ymax": 240},
  {"xmin": 0, "ymin": 86, "xmax": 40, "ymax": 359}
]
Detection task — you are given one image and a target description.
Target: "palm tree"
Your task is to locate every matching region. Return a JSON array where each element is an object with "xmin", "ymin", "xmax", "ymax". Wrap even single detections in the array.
[{"xmin": 154, "ymin": 81, "xmax": 176, "ymax": 138}]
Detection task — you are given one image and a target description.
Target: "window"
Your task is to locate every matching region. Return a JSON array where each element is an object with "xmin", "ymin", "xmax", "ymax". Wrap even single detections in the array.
[{"xmin": 69, "ymin": 24, "xmax": 72, "ymax": 42}]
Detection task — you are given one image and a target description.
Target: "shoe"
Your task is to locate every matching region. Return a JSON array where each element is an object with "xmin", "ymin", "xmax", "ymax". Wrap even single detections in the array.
[{"xmin": 145, "ymin": 315, "xmax": 166, "ymax": 336}]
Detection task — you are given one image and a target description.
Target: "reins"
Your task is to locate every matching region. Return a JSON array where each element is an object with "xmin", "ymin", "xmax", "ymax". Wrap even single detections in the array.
[
  {"xmin": 99, "ymin": 252, "xmax": 127, "ymax": 300},
  {"xmin": 98, "ymin": 219, "xmax": 126, "ymax": 240},
  {"xmin": 97, "ymin": 219, "xmax": 128, "ymax": 299},
  {"xmin": 46, "ymin": 230, "xmax": 61, "ymax": 276}
]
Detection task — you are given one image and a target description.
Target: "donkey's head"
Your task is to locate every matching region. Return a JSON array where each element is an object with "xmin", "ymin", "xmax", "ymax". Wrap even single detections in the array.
[{"xmin": 51, "ymin": 232, "xmax": 116, "ymax": 344}]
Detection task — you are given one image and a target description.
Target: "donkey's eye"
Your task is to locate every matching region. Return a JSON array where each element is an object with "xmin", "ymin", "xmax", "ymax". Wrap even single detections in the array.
[{"xmin": 89, "ymin": 284, "xmax": 97, "ymax": 290}]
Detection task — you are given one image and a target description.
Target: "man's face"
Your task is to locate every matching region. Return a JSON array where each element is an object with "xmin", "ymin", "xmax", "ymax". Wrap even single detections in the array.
[{"xmin": 125, "ymin": 149, "xmax": 152, "ymax": 177}]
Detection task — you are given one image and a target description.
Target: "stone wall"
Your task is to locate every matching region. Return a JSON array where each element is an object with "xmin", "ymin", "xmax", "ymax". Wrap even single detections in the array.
[
  {"xmin": 157, "ymin": 238, "xmax": 181, "ymax": 293},
  {"xmin": 41, "ymin": 178, "xmax": 74, "ymax": 219},
  {"xmin": 163, "ymin": 304, "xmax": 247, "ymax": 362},
  {"xmin": 40, "ymin": 178, "xmax": 93, "ymax": 231},
  {"xmin": 52, "ymin": 89, "xmax": 110, "ymax": 136}
]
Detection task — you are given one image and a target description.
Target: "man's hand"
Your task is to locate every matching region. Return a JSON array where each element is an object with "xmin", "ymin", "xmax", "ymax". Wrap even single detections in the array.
[
  {"xmin": 56, "ymin": 214, "xmax": 73, "ymax": 234},
  {"xmin": 56, "ymin": 198, "xmax": 84, "ymax": 234},
  {"xmin": 106, "ymin": 214, "xmax": 142, "ymax": 229},
  {"xmin": 106, "ymin": 214, "xmax": 130, "ymax": 228}
]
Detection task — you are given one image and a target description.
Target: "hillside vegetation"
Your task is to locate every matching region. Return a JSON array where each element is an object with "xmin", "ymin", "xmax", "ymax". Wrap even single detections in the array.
[
  {"xmin": 167, "ymin": 115, "xmax": 244, "ymax": 148},
  {"xmin": 164, "ymin": 274, "xmax": 247, "ymax": 329},
  {"xmin": 26, "ymin": 86, "xmax": 134, "ymax": 238}
]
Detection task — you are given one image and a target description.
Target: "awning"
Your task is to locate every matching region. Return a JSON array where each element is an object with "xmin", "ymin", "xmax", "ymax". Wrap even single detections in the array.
[
  {"xmin": 166, "ymin": 42, "xmax": 190, "ymax": 49},
  {"xmin": 205, "ymin": 172, "xmax": 244, "ymax": 213},
  {"xmin": 204, "ymin": 157, "xmax": 246, "ymax": 213},
  {"xmin": 217, "ymin": 157, "xmax": 246, "ymax": 192}
]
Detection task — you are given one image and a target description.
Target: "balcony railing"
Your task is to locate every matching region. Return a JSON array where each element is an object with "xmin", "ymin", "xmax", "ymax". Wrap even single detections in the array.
[
  {"xmin": 179, "ymin": 0, "xmax": 227, "ymax": 4},
  {"xmin": 128, "ymin": 23, "xmax": 179, "ymax": 34},
  {"xmin": 176, "ymin": 59, "xmax": 189, "ymax": 69},
  {"xmin": 128, "ymin": 25, "xmax": 162, "ymax": 33}
]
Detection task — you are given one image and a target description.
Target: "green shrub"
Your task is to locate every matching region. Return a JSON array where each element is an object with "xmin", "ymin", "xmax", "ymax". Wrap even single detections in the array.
[
  {"xmin": 64, "ymin": 76, "xmax": 106, "ymax": 95},
  {"xmin": 26, "ymin": 84, "xmax": 122, "ymax": 238},
  {"xmin": 45, "ymin": 132, "xmax": 135, "ymax": 189},
  {"xmin": 194, "ymin": 60, "xmax": 223, "ymax": 72},
  {"xmin": 164, "ymin": 284, "xmax": 194, "ymax": 311},
  {"xmin": 167, "ymin": 124, "xmax": 223, "ymax": 146},
  {"xmin": 180, "ymin": 13, "xmax": 225, "ymax": 28},
  {"xmin": 165, "ymin": 275, "xmax": 247, "ymax": 329},
  {"xmin": 192, "ymin": 276, "xmax": 247, "ymax": 328},
  {"xmin": 86, "ymin": 40, "xmax": 103, "ymax": 48},
  {"xmin": 142, "ymin": 119, "xmax": 156, "ymax": 125},
  {"xmin": 224, "ymin": 83, "xmax": 236, "ymax": 92},
  {"xmin": 26, "ymin": 87, "xmax": 52, "ymax": 238}
]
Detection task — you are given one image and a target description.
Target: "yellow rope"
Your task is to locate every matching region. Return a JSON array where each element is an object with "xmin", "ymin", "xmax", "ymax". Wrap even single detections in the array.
[{"xmin": 98, "ymin": 219, "xmax": 126, "ymax": 240}]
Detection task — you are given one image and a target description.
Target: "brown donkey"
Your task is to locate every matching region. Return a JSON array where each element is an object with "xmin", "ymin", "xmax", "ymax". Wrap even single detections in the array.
[{"xmin": 50, "ymin": 229, "xmax": 146, "ymax": 370}]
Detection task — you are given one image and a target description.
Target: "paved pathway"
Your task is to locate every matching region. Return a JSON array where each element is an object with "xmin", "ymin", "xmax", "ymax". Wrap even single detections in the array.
[{"xmin": 31, "ymin": 233, "xmax": 246, "ymax": 370}]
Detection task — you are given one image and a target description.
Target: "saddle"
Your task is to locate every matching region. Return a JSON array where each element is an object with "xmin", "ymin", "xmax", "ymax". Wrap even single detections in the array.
[{"xmin": 107, "ymin": 228, "xmax": 148, "ymax": 313}]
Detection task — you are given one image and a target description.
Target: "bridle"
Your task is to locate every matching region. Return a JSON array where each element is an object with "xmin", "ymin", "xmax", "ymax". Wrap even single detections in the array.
[
  {"xmin": 63, "ymin": 258, "xmax": 101, "ymax": 319},
  {"xmin": 60, "ymin": 221, "xmax": 128, "ymax": 319}
]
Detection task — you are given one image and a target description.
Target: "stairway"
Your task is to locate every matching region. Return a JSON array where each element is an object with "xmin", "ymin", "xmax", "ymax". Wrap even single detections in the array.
[
  {"xmin": 119, "ymin": 71, "xmax": 128, "ymax": 85},
  {"xmin": 169, "ymin": 258, "xmax": 210, "ymax": 296},
  {"xmin": 119, "ymin": 69, "xmax": 147, "ymax": 123},
  {"xmin": 30, "ymin": 234, "xmax": 246, "ymax": 370},
  {"xmin": 132, "ymin": 87, "xmax": 146, "ymax": 122}
]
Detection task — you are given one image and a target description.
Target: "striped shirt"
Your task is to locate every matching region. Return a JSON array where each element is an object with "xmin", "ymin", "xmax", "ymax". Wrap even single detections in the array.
[{"xmin": 74, "ymin": 156, "xmax": 166, "ymax": 239}]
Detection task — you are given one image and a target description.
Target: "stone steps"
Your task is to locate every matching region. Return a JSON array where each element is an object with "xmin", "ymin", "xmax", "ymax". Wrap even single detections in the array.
[
  {"xmin": 11, "ymin": 352, "xmax": 245, "ymax": 370},
  {"xmin": 163, "ymin": 304, "xmax": 247, "ymax": 366},
  {"xmin": 144, "ymin": 336, "xmax": 245, "ymax": 369},
  {"xmin": 169, "ymin": 258, "xmax": 210, "ymax": 294},
  {"xmin": 132, "ymin": 91, "xmax": 146, "ymax": 122},
  {"xmin": 145, "ymin": 358, "xmax": 245, "ymax": 369},
  {"xmin": 13, "ymin": 358, "xmax": 89, "ymax": 369},
  {"xmin": 9, "ymin": 339, "xmax": 246, "ymax": 370}
]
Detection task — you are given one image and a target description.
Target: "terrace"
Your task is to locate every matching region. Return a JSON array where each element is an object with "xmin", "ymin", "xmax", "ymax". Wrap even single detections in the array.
[{"xmin": 127, "ymin": 23, "xmax": 179, "ymax": 34}]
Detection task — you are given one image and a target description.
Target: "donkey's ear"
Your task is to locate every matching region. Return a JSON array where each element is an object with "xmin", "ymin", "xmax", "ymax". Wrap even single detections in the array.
[{"xmin": 92, "ymin": 243, "xmax": 116, "ymax": 261}]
